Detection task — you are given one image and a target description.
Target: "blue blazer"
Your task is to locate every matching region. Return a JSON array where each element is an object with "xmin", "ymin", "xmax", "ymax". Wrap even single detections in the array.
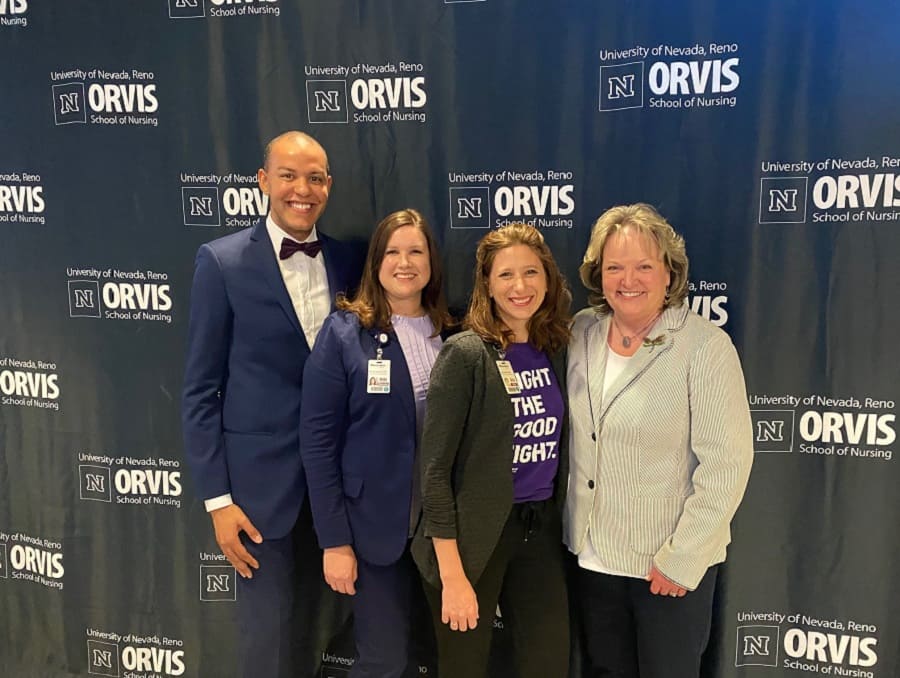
[
  {"xmin": 181, "ymin": 219, "xmax": 361, "ymax": 539},
  {"xmin": 300, "ymin": 311, "xmax": 422, "ymax": 566}
]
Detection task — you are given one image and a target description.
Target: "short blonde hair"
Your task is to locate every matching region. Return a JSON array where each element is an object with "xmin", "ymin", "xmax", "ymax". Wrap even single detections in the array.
[{"xmin": 579, "ymin": 203, "xmax": 689, "ymax": 313}]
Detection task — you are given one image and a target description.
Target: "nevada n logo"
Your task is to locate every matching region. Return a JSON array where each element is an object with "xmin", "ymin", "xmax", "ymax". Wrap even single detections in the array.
[
  {"xmin": 450, "ymin": 187, "xmax": 491, "ymax": 229},
  {"xmin": 68, "ymin": 281, "xmax": 102, "ymax": 318},
  {"xmin": 600, "ymin": 62, "xmax": 645, "ymax": 111},
  {"xmin": 200, "ymin": 564, "xmax": 236, "ymax": 601},
  {"xmin": 79, "ymin": 465, "xmax": 112, "ymax": 502},
  {"xmin": 87, "ymin": 640, "xmax": 120, "ymax": 677},
  {"xmin": 53, "ymin": 83, "xmax": 87, "ymax": 125},
  {"xmin": 735, "ymin": 625, "xmax": 780, "ymax": 667},
  {"xmin": 759, "ymin": 177, "xmax": 808, "ymax": 224},
  {"xmin": 750, "ymin": 410, "xmax": 795, "ymax": 453},
  {"xmin": 168, "ymin": 0, "xmax": 205, "ymax": 19},
  {"xmin": 306, "ymin": 80, "xmax": 348, "ymax": 124},
  {"xmin": 182, "ymin": 187, "xmax": 220, "ymax": 226}
]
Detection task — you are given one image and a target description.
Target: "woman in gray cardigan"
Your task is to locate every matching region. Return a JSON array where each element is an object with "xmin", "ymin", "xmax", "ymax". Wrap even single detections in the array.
[
  {"xmin": 411, "ymin": 223, "xmax": 572, "ymax": 678},
  {"xmin": 566, "ymin": 203, "xmax": 753, "ymax": 678}
]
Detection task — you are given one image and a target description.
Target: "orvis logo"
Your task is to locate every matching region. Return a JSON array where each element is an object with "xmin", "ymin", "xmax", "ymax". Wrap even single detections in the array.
[
  {"xmin": 735, "ymin": 625, "xmax": 780, "ymax": 667},
  {"xmin": 599, "ymin": 44, "xmax": 740, "ymax": 112},
  {"xmin": 51, "ymin": 77, "xmax": 158, "ymax": 127},
  {"xmin": 181, "ymin": 181, "xmax": 267, "ymax": 228},
  {"xmin": 67, "ymin": 278, "xmax": 172, "ymax": 321},
  {"xmin": 759, "ymin": 177, "xmax": 809, "ymax": 223},
  {"xmin": 200, "ymin": 565, "xmax": 236, "ymax": 601},
  {"xmin": 305, "ymin": 65, "xmax": 427, "ymax": 124},
  {"xmin": 448, "ymin": 171, "xmax": 576, "ymax": 230},
  {"xmin": 168, "ymin": 0, "xmax": 205, "ymax": 18},
  {"xmin": 88, "ymin": 638, "xmax": 187, "ymax": 676},
  {"xmin": 751, "ymin": 410, "xmax": 796, "ymax": 453}
]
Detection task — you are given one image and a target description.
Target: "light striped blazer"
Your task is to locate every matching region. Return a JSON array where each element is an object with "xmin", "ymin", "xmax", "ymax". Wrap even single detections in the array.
[{"xmin": 564, "ymin": 302, "xmax": 753, "ymax": 590}]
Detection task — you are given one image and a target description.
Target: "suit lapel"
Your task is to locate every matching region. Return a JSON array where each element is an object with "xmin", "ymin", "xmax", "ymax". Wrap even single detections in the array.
[
  {"xmin": 318, "ymin": 233, "xmax": 342, "ymax": 312},
  {"xmin": 249, "ymin": 220, "xmax": 308, "ymax": 347}
]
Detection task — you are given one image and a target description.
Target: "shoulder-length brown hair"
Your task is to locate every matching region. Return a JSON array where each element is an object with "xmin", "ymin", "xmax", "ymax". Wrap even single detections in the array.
[
  {"xmin": 338, "ymin": 208, "xmax": 452, "ymax": 335},
  {"xmin": 579, "ymin": 203, "xmax": 689, "ymax": 313},
  {"xmin": 466, "ymin": 223, "xmax": 571, "ymax": 353}
]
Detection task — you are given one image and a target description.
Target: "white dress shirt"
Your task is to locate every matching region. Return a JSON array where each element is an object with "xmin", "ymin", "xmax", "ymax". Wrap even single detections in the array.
[
  {"xmin": 204, "ymin": 217, "xmax": 332, "ymax": 513},
  {"xmin": 265, "ymin": 215, "xmax": 331, "ymax": 350}
]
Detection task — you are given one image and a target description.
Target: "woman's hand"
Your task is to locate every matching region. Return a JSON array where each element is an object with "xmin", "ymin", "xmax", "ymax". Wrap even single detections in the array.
[
  {"xmin": 647, "ymin": 565, "xmax": 687, "ymax": 597},
  {"xmin": 323, "ymin": 545, "xmax": 358, "ymax": 595},
  {"xmin": 441, "ymin": 574, "xmax": 480, "ymax": 631}
]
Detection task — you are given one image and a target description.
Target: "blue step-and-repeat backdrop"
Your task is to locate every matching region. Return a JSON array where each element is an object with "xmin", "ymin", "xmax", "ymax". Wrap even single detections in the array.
[{"xmin": 1, "ymin": 1, "xmax": 898, "ymax": 677}]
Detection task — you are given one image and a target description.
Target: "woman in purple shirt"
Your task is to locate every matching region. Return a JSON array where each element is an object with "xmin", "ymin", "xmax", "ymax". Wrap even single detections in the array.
[{"xmin": 412, "ymin": 223, "xmax": 572, "ymax": 678}]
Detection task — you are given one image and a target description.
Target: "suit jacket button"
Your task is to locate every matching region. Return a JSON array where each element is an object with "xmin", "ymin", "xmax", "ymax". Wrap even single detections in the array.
[{"xmin": 587, "ymin": 480, "xmax": 595, "ymax": 490}]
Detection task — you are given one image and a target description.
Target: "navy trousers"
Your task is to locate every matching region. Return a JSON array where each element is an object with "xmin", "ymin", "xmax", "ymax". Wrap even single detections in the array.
[
  {"xmin": 234, "ymin": 504, "xmax": 323, "ymax": 678},
  {"xmin": 350, "ymin": 549, "xmax": 424, "ymax": 678}
]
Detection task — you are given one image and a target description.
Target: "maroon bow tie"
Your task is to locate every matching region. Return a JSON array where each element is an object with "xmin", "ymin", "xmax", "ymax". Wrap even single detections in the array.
[{"xmin": 279, "ymin": 238, "xmax": 322, "ymax": 260}]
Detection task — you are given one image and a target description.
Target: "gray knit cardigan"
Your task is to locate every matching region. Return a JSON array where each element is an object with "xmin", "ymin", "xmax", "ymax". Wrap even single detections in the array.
[{"xmin": 411, "ymin": 330, "xmax": 569, "ymax": 588}]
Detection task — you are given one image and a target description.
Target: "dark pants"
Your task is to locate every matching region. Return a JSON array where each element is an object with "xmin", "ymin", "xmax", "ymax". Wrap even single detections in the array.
[
  {"xmin": 350, "ymin": 549, "xmax": 423, "ymax": 678},
  {"xmin": 234, "ymin": 503, "xmax": 324, "ymax": 678},
  {"xmin": 424, "ymin": 500, "xmax": 570, "ymax": 678},
  {"xmin": 574, "ymin": 562, "xmax": 719, "ymax": 678}
]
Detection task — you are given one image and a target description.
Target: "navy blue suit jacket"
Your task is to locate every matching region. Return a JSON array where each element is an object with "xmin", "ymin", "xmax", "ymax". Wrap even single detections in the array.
[
  {"xmin": 182, "ymin": 219, "xmax": 361, "ymax": 539},
  {"xmin": 300, "ymin": 311, "xmax": 421, "ymax": 566}
]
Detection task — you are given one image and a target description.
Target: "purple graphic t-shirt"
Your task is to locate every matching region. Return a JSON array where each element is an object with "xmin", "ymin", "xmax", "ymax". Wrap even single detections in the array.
[{"xmin": 505, "ymin": 342, "xmax": 563, "ymax": 503}]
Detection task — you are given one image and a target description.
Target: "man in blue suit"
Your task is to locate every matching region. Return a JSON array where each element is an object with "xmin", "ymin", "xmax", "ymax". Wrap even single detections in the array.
[{"xmin": 182, "ymin": 131, "xmax": 362, "ymax": 678}]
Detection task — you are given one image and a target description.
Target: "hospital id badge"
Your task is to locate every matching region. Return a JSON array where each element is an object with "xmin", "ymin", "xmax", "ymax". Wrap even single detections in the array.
[
  {"xmin": 495, "ymin": 360, "xmax": 521, "ymax": 395},
  {"xmin": 367, "ymin": 359, "xmax": 391, "ymax": 393}
]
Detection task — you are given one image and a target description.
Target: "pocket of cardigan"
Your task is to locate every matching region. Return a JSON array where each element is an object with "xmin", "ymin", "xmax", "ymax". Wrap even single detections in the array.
[{"xmin": 629, "ymin": 496, "xmax": 685, "ymax": 555}]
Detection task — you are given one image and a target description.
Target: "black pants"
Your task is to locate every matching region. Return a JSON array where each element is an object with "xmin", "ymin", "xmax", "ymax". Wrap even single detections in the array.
[
  {"xmin": 423, "ymin": 500, "xmax": 570, "ymax": 678},
  {"xmin": 574, "ymin": 562, "xmax": 719, "ymax": 678}
]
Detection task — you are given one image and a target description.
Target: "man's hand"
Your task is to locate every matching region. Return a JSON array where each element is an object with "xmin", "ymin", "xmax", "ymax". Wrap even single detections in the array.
[
  {"xmin": 647, "ymin": 565, "xmax": 687, "ymax": 597},
  {"xmin": 323, "ymin": 545, "xmax": 357, "ymax": 595},
  {"xmin": 210, "ymin": 504, "xmax": 262, "ymax": 579}
]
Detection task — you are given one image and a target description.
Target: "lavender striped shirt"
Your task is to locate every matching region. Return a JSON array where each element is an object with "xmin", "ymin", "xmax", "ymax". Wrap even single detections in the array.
[{"xmin": 393, "ymin": 314, "xmax": 443, "ymax": 535}]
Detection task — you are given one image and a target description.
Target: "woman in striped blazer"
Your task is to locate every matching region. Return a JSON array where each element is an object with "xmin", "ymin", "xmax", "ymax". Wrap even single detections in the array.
[{"xmin": 565, "ymin": 203, "xmax": 753, "ymax": 678}]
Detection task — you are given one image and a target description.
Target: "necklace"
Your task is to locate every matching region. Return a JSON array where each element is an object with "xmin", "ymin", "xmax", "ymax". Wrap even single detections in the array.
[{"xmin": 611, "ymin": 312, "xmax": 660, "ymax": 348}]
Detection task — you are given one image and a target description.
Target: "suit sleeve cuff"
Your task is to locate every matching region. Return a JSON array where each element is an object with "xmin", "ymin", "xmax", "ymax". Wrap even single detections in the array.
[{"xmin": 204, "ymin": 494, "xmax": 233, "ymax": 512}]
